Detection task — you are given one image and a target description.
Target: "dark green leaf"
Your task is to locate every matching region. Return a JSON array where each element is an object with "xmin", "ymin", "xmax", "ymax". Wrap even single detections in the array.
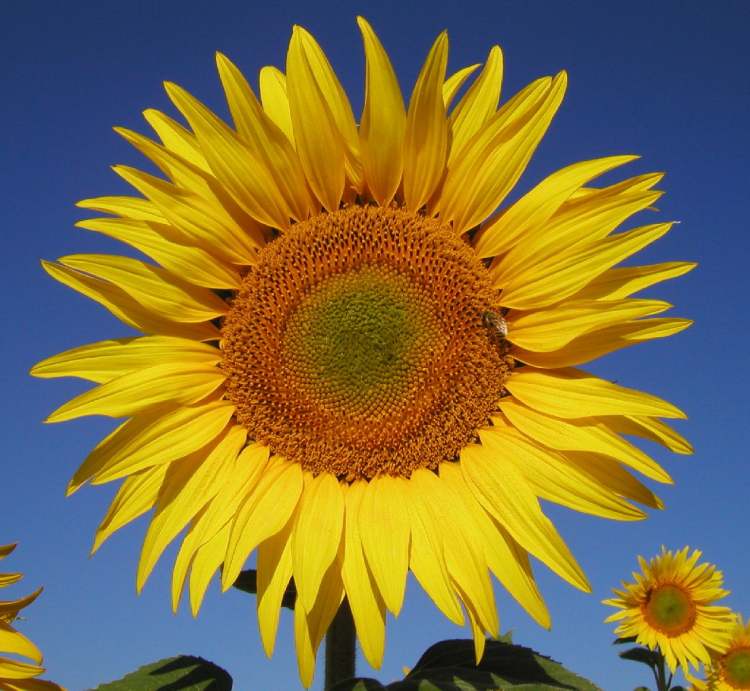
[
  {"xmin": 332, "ymin": 638, "xmax": 601, "ymax": 690},
  {"xmin": 613, "ymin": 636, "xmax": 638, "ymax": 646},
  {"xmin": 618, "ymin": 646, "xmax": 661, "ymax": 667},
  {"xmin": 92, "ymin": 655, "xmax": 232, "ymax": 690},
  {"xmin": 232, "ymin": 568, "xmax": 296, "ymax": 609},
  {"xmin": 670, "ymin": 687, "xmax": 687, "ymax": 691}
]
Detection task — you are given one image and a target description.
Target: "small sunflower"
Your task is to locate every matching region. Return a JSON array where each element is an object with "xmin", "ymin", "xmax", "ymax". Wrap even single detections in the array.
[
  {"xmin": 604, "ymin": 547, "xmax": 735, "ymax": 674},
  {"xmin": 691, "ymin": 616, "xmax": 750, "ymax": 691},
  {"xmin": 0, "ymin": 544, "xmax": 63, "ymax": 691},
  {"xmin": 34, "ymin": 18, "xmax": 694, "ymax": 685}
]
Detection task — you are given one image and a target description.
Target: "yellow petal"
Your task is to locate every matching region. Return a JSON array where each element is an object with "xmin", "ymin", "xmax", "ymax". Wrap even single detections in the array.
[
  {"xmin": 562, "ymin": 452, "xmax": 663, "ymax": 509},
  {"xmin": 403, "ymin": 32, "xmax": 449, "ymax": 211},
  {"xmin": 604, "ymin": 416, "xmax": 693, "ymax": 455},
  {"xmin": 439, "ymin": 462, "xmax": 550, "ymax": 629},
  {"xmin": 291, "ymin": 26, "xmax": 363, "ymax": 191},
  {"xmin": 293, "ymin": 561, "xmax": 344, "ymax": 688},
  {"xmin": 216, "ymin": 53, "xmax": 317, "ymax": 221},
  {"xmin": 0, "ymin": 588, "xmax": 41, "ymax": 619},
  {"xmin": 164, "ymin": 81, "xmax": 291, "ymax": 229},
  {"xmin": 507, "ymin": 298, "xmax": 671, "ymax": 352},
  {"xmin": 286, "ymin": 27, "xmax": 347, "ymax": 211},
  {"xmin": 358, "ymin": 475, "xmax": 410, "ymax": 615},
  {"xmin": 499, "ymin": 398, "xmax": 672, "ymax": 483},
  {"xmin": 357, "ymin": 16, "xmax": 406, "ymax": 205},
  {"xmin": 406, "ymin": 470, "xmax": 464, "ymax": 625},
  {"xmin": 70, "ymin": 401, "xmax": 234, "ymax": 491},
  {"xmin": 58, "ymin": 254, "xmax": 227, "ymax": 323},
  {"xmin": 143, "ymin": 108, "xmax": 210, "ymax": 171},
  {"xmin": 77, "ymin": 216, "xmax": 243, "ymax": 289},
  {"xmin": 77, "ymin": 195, "xmax": 164, "ymax": 222},
  {"xmin": 137, "ymin": 426, "xmax": 246, "ymax": 591},
  {"xmin": 341, "ymin": 481, "xmax": 386, "ymax": 668},
  {"xmin": 460, "ymin": 441, "xmax": 589, "ymax": 592},
  {"xmin": 436, "ymin": 74, "xmax": 557, "ymax": 231},
  {"xmin": 459, "ymin": 592, "xmax": 487, "ymax": 664},
  {"xmin": 474, "ymin": 154, "xmax": 638, "ymax": 258},
  {"xmin": 494, "ymin": 179, "xmax": 662, "ymax": 284},
  {"xmin": 92, "ymin": 464, "xmax": 168, "ymax": 553},
  {"xmin": 46, "ymin": 362, "xmax": 225, "ymax": 423},
  {"xmin": 259, "ymin": 66, "xmax": 295, "ymax": 145},
  {"xmin": 0, "ymin": 622, "xmax": 42, "ymax": 665},
  {"xmin": 257, "ymin": 515, "xmax": 295, "ymax": 657},
  {"xmin": 171, "ymin": 442, "xmax": 270, "ymax": 611},
  {"xmin": 112, "ymin": 164, "xmax": 262, "ymax": 263},
  {"xmin": 0, "ymin": 657, "xmax": 45, "ymax": 681},
  {"xmin": 506, "ymin": 367, "xmax": 686, "ymax": 420},
  {"xmin": 31, "ymin": 336, "xmax": 220, "ymax": 384},
  {"xmin": 114, "ymin": 126, "xmax": 217, "ymax": 202},
  {"xmin": 499, "ymin": 222, "xmax": 675, "ymax": 310},
  {"xmin": 41, "ymin": 260, "xmax": 218, "ymax": 342},
  {"xmin": 0, "ymin": 573, "xmax": 22, "ymax": 587},
  {"xmin": 188, "ymin": 521, "xmax": 230, "ymax": 616},
  {"xmin": 442, "ymin": 64, "xmax": 480, "ymax": 108},
  {"xmin": 422, "ymin": 468, "xmax": 498, "ymax": 636},
  {"xmin": 448, "ymin": 46, "xmax": 503, "ymax": 164},
  {"xmin": 223, "ymin": 457, "xmax": 304, "ymax": 589},
  {"xmin": 575, "ymin": 261, "xmax": 697, "ymax": 301},
  {"xmin": 480, "ymin": 421, "xmax": 647, "ymax": 518},
  {"xmin": 512, "ymin": 317, "xmax": 693, "ymax": 369},
  {"xmin": 293, "ymin": 473, "xmax": 344, "ymax": 612}
]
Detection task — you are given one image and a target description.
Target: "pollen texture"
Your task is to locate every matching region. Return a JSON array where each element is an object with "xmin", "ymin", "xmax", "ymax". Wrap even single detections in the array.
[{"xmin": 221, "ymin": 205, "xmax": 511, "ymax": 481}]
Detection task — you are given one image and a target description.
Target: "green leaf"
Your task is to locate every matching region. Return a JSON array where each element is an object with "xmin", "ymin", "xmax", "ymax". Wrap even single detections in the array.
[
  {"xmin": 93, "ymin": 655, "xmax": 232, "ymax": 690},
  {"xmin": 232, "ymin": 568, "xmax": 296, "ymax": 609},
  {"xmin": 332, "ymin": 638, "xmax": 601, "ymax": 690},
  {"xmin": 618, "ymin": 646, "xmax": 662, "ymax": 668},
  {"xmin": 612, "ymin": 636, "xmax": 638, "ymax": 646}
]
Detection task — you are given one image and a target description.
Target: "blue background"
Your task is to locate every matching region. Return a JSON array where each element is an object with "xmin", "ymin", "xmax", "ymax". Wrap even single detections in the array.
[{"xmin": 2, "ymin": 1, "xmax": 748, "ymax": 689}]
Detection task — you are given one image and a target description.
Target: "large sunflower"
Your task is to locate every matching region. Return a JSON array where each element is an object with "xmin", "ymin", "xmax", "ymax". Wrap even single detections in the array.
[
  {"xmin": 0, "ymin": 544, "xmax": 63, "ymax": 690},
  {"xmin": 34, "ymin": 18, "xmax": 694, "ymax": 685},
  {"xmin": 604, "ymin": 547, "xmax": 735, "ymax": 674}
]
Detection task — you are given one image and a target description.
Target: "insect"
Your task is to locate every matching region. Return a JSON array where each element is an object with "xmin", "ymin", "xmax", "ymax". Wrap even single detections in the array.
[{"xmin": 481, "ymin": 309, "xmax": 508, "ymax": 339}]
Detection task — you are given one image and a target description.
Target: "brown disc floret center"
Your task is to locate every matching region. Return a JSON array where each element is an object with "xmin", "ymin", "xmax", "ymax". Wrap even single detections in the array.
[{"xmin": 221, "ymin": 205, "xmax": 511, "ymax": 481}]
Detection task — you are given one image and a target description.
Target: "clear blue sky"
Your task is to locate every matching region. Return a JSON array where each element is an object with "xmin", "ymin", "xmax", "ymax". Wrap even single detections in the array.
[{"xmin": 2, "ymin": 1, "xmax": 748, "ymax": 689}]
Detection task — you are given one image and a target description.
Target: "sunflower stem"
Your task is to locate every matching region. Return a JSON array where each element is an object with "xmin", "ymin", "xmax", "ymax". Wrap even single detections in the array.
[{"xmin": 324, "ymin": 598, "xmax": 356, "ymax": 690}]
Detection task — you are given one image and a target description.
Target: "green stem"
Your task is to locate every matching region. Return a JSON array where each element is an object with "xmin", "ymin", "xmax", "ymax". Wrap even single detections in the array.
[
  {"xmin": 324, "ymin": 599, "xmax": 356, "ymax": 690},
  {"xmin": 655, "ymin": 651, "xmax": 669, "ymax": 691}
]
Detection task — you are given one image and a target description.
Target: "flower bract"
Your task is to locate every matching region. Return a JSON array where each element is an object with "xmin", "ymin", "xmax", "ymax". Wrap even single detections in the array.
[{"xmin": 35, "ymin": 18, "xmax": 695, "ymax": 686}]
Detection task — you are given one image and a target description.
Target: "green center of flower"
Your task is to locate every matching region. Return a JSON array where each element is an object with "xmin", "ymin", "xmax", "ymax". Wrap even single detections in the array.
[
  {"xmin": 723, "ymin": 647, "xmax": 750, "ymax": 689},
  {"xmin": 283, "ymin": 267, "xmax": 439, "ymax": 418},
  {"xmin": 644, "ymin": 584, "xmax": 696, "ymax": 635},
  {"xmin": 221, "ymin": 205, "xmax": 511, "ymax": 481}
]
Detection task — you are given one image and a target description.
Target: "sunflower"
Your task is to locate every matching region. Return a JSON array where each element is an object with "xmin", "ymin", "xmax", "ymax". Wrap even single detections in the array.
[
  {"xmin": 689, "ymin": 616, "xmax": 750, "ymax": 691},
  {"xmin": 33, "ymin": 18, "xmax": 694, "ymax": 686},
  {"xmin": 604, "ymin": 547, "xmax": 735, "ymax": 674},
  {"xmin": 0, "ymin": 544, "xmax": 63, "ymax": 691}
]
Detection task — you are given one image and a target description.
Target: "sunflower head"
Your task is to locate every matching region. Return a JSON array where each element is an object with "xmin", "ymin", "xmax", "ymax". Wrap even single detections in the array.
[
  {"xmin": 34, "ymin": 16, "xmax": 695, "ymax": 687},
  {"xmin": 604, "ymin": 547, "xmax": 735, "ymax": 673},
  {"xmin": 691, "ymin": 616, "xmax": 750, "ymax": 691},
  {"xmin": 0, "ymin": 543, "xmax": 63, "ymax": 689}
]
